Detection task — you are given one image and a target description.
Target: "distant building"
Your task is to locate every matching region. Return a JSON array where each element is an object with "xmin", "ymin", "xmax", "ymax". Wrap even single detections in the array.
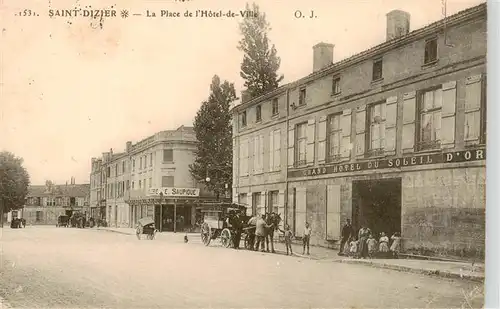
[
  {"xmin": 23, "ymin": 178, "xmax": 90, "ymax": 225},
  {"xmin": 90, "ymin": 125, "xmax": 227, "ymax": 230},
  {"xmin": 232, "ymin": 4, "xmax": 486, "ymax": 259}
]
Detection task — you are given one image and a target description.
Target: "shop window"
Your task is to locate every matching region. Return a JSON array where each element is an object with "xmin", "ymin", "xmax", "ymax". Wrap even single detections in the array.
[{"xmin": 35, "ymin": 211, "xmax": 42, "ymax": 222}]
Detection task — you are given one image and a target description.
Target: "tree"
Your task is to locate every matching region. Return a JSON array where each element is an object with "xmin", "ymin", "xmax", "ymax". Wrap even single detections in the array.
[
  {"xmin": 190, "ymin": 75, "xmax": 237, "ymax": 199},
  {"xmin": 0, "ymin": 152, "xmax": 30, "ymax": 226},
  {"xmin": 238, "ymin": 2, "xmax": 284, "ymax": 99}
]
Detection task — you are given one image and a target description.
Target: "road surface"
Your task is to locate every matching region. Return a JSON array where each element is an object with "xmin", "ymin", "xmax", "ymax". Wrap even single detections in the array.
[{"xmin": 0, "ymin": 226, "xmax": 484, "ymax": 308}]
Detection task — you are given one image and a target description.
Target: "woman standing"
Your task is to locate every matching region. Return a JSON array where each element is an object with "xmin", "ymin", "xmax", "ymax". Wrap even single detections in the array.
[{"xmin": 357, "ymin": 226, "xmax": 371, "ymax": 259}]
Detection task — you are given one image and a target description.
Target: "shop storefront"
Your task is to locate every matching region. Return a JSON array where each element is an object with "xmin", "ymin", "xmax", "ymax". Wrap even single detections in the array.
[{"xmin": 287, "ymin": 148, "xmax": 486, "ymax": 259}]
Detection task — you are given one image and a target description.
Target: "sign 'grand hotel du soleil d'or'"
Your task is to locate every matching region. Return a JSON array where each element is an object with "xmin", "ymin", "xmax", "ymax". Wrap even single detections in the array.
[{"xmin": 289, "ymin": 148, "xmax": 486, "ymax": 178}]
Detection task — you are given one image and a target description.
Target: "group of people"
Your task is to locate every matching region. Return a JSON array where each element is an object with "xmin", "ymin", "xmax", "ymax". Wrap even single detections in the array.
[{"xmin": 339, "ymin": 219, "xmax": 402, "ymax": 259}]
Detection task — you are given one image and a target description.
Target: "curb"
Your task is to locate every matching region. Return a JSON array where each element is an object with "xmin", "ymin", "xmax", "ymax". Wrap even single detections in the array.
[
  {"xmin": 335, "ymin": 259, "xmax": 485, "ymax": 282},
  {"xmin": 95, "ymin": 228, "xmax": 134, "ymax": 236}
]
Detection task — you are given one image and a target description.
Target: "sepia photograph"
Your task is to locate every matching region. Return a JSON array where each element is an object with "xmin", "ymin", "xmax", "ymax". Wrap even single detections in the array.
[{"xmin": 0, "ymin": 0, "xmax": 496, "ymax": 308}]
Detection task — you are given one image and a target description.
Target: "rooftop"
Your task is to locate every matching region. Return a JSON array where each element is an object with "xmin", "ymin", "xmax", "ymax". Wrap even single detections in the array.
[{"xmin": 28, "ymin": 184, "xmax": 90, "ymax": 197}]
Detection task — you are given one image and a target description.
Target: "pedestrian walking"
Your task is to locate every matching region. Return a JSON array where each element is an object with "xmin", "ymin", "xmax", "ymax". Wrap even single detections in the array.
[
  {"xmin": 303, "ymin": 222, "xmax": 312, "ymax": 255},
  {"xmin": 338, "ymin": 219, "xmax": 354, "ymax": 256},
  {"xmin": 367, "ymin": 234, "xmax": 378, "ymax": 258},
  {"xmin": 390, "ymin": 232, "xmax": 401, "ymax": 258},
  {"xmin": 278, "ymin": 224, "xmax": 294, "ymax": 255},
  {"xmin": 378, "ymin": 232, "xmax": 390, "ymax": 258}
]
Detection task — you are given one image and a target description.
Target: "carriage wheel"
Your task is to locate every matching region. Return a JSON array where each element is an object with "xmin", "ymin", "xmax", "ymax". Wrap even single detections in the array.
[
  {"xmin": 220, "ymin": 228, "xmax": 232, "ymax": 248},
  {"xmin": 201, "ymin": 222, "xmax": 211, "ymax": 246}
]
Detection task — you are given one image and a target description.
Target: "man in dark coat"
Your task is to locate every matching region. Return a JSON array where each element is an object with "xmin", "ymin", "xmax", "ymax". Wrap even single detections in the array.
[
  {"xmin": 230, "ymin": 212, "xmax": 243, "ymax": 249},
  {"xmin": 338, "ymin": 219, "xmax": 354, "ymax": 255}
]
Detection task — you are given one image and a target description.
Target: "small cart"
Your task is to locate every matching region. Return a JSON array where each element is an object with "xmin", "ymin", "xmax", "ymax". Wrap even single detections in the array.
[
  {"xmin": 199, "ymin": 203, "xmax": 249, "ymax": 248},
  {"xmin": 136, "ymin": 217, "xmax": 157, "ymax": 240}
]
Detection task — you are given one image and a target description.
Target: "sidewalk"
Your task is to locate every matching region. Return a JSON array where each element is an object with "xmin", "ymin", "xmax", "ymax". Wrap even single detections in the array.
[{"xmin": 94, "ymin": 227, "xmax": 484, "ymax": 282}]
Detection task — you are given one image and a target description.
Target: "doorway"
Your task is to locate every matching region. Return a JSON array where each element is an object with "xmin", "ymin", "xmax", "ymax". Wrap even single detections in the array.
[{"xmin": 352, "ymin": 178, "xmax": 401, "ymax": 237}]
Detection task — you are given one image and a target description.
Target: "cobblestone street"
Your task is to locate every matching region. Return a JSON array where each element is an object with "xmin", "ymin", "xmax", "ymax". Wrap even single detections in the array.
[{"xmin": 0, "ymin": 227, "xmax": 484, "ymax": 308}]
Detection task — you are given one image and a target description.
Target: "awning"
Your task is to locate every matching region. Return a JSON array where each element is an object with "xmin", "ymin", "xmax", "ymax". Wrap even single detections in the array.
[{"xmin": 137, "ymin": 217, "xmax": 154, "ymax": 226}]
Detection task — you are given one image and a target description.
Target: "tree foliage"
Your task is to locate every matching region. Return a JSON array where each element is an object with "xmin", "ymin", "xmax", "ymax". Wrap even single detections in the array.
[
  {"xmin": 190, "ymin": 75, "xmax": 237, "ymax": 198},
  {"xmin": 238, "ymin": 2, "xmax": 284, "ymax": 99},
  {"xmin": 0, "ymin": 151, "xmax": 30, "ymax": 214}
]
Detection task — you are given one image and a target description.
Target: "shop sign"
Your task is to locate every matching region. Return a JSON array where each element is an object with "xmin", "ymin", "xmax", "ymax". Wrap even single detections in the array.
[
  {"xmin": 288, "ymin": 148, "xmax": 485, "ymax": 178},
  {"xmin": 148, "ymin": 187, "xmax": 200, "ymax": 197}
]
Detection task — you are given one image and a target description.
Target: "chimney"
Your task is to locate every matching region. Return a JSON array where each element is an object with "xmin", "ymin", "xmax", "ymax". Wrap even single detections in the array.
[
  {"xmin": 313, "ymin": 42, "xmax": 334, "ymax": 72},
  {"xmin": 126, "ymin": 141, "xmax": 132, "ymax": 153},
  {"xmin": 386, "ymin": 10, "xmax": 410, "ymax": 41},
  {"xmin": 241, "ymin": 90, "xmax": 251, "ymax": 104}
]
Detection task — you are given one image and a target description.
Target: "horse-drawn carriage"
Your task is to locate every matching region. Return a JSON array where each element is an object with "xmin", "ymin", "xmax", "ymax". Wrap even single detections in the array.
[
  {"xmin": 199, "ymin": 202, "xmax": 282, "ymax": 251},
  {"xmin": 136, "ymin": 217, "xmax": 157, "ymax": 240},
  {"xmin": 56, "ymin": 215, "xmax": 70, "ymax": 227}
]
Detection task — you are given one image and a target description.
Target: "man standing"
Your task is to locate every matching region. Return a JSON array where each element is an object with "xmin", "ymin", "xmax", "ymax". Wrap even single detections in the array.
[
  {"xmin": 231, "ymin": 212, "xmax": 243, "ymax": 249},
  {"xmin": 255, "ymin": 214, "xmax": 271, "ymax": 252},
  {"xmin": 303, "ymin": 222, "xmax": 312, "ymax": 255},
  {"xmin": 338, "ymin": 219, "xmax": 354, "ymax": 256}
]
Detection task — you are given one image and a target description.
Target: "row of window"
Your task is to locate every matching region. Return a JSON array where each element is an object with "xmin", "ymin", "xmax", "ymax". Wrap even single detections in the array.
[
  {"xmin": 239, "ymin": 129, "xmax": 281, "ymax": 176},
  {"xmin": 26, "ymin": 196, "xmax": 81, "ymax": 207},
  {"xmin": 103, "ymin": 175, "xmax": 176, "ymax": 199},
  {"xmin": 238, "ymin": 191, "xmax": 281, "ymax": 215},
  {"xmin": 239, "ymin": 38, "xmax": 440, "ymax": 128}
]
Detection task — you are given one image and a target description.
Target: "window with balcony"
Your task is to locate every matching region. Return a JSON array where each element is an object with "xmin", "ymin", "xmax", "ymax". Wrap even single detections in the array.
[
  {"xmin": 332, "ymin": 76, "xmax": 341, "ymax": 95},
  {"xmin": 163, "ymin": 149, "xmax": 173, "ymax": 162},
  {"xmin": 272, "ymin": 98, "xmax": 279, "ymax": 116},
  {"xmin": 295, "ymin": 123, "xmax": 307, "ymax": 166},
  {"xmin": 327, "ymin": 114, "xmax": 342, "ymax": 162},
  {"xmin": 372, "ymin": 58, "xmax": 383, "ymax": 81},
  {"xmin": 418, "ymin": 87, "xmax": 442, "ymax": 150},
  {"xmin": 299, "ymin": 88, "xmax": 306, "ymax": 106},
  {"xmin": 256, "ymin": 105, "xmax": 262, "ymax": 122},
  {"xmin": 162, "ymin": 176, "xmax": 174, "ymax": 187},
  {"xmin": 368, "ymin": 102, "xmax": 386, "ymax": 156},
  {"xmin": 241, "ymin": 111, "xmax": 247, "ymax": 127},
  {"xmin": 424, "ymin": 38, "xmax": 438, "ymax": 64}
]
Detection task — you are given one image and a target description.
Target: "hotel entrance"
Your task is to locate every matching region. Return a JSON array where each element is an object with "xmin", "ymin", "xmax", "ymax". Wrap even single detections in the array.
[{"xmin": 352, "ymin": 178, "xmax": 402, "ymax": 237}]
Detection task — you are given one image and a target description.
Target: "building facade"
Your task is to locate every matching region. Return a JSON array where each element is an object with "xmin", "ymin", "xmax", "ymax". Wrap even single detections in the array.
[
  {"xmin": 23, "ymin": 179, "xmax": 90, "ymax": 225},
  {"xmin": 91, "ymin": 125, "xmax": 223, "ymax": 230},
  {"xmin": 232, "ymin": 4, "xmax": 486, "ymax": 259}
]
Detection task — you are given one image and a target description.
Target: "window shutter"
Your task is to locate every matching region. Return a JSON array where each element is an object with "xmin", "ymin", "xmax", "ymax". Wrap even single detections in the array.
[
  {"xmin": 274, "ymin": 130, "xmax": 281, "ymax": 169},
  {"xmin": 326, "ymin": 184, "xmax": 341, "ymax": 240},
  {"xmin": 246, "ymin": 139, "xmax": 251, "ymax": 176},
  {"xmin": 307, "ymin": 118, "xmax": 316, "ymax": 165},
  {"xmin": 464, "ymin": 74, "xmax": 482, "ymax": 144},
  {"xmin": 441, "ymin": 81, "xmax": 457, "ymax": 148},
  {"xmin": 295, "ymin": 187, "xmax": 307, "ymax": 236},
  {"xmin": 253, "ymin": 136, "xmax": 259, "ymax": 173},
  {"xmin": 288, "ymin": 127, "xmax": 295, "ymax": 167},
  {"xmin": 260, "ymin": 191, "xmax": 266, "ymax": 214},
  {"xmin": 385, "ymin": 96, "xmax": 398, "ymax": 154},
  {"xmin": 341, "ymin": 109, "xmax": 352, "ymax": 160},
  {"xmin": 355, "ymin": 106, "xmax": 366, "ymax": 158},
  {"xmin": 259, "ymin": 134, "xmax": 264, "ymax": 173},
  {"xmin": 402, "ymin": 91, "xmax": 416, "ymax": 153},
  {"xmin": 317, "ymin": 116, "xmax": 327, "ymax": 164},
  {"xmin": 269, "ymin": 131, "xmax": 274, "ymax": 172}
]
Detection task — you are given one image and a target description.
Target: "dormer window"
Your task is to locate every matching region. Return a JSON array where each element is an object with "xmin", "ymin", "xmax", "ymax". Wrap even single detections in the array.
[
  {"xmin": 332, "ymin": 76, "xmax": 341, "ymax": 95},
  {"xmin": 256, "ymin": 105, "xmax": 262, "ymax": 122},
  {"xmin": 299, "ymin": 88, "xmax": 306, "ymax": 106},
  {"xmin": 272, "ymin": 98, "xmax": 279, "ymax": 116},
  {"xmin": 241, "ymin": 111, "xmax": 247, "ymax": 127},
  {"xmin": 372, "ymin": 58, "xmax": 383, "ymax": 81},
  {"xmin": 424, "ymin": 38, "xmax": 438, "ymax": 64}
]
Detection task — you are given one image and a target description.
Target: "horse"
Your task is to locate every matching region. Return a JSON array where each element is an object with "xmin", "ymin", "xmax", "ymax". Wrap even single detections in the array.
[{"xmin": 263, "ymin": 212, "xmax": 282, "ymax": 253}]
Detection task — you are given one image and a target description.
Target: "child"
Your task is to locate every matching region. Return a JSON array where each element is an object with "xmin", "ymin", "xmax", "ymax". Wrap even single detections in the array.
[
  {"xmin": 366, "ymin": 234, "xmax": 378, "ymax": 258},
  {"xmin": 379, "ymin": 232, "xmax": 390, "ymax": 258},
  {"xmin": 390, "ymin": 232, "xmax": 402, "ymax": 258},
  {"xmin": 349, "ymin": 238, "xmax": 359, "ymax": 258},
  {"xmin": 279, "ymin": 224, "xmax": 294, "ymax": 255},
  {"xmin": 342, "ymin": 236, "xmax": 351, "ymax": 256}
]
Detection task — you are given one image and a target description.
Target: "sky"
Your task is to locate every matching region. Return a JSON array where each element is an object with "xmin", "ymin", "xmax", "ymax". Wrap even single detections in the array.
[{"xmin": 0, "ymin": 0, "xmax": 485, "ymax": 185}]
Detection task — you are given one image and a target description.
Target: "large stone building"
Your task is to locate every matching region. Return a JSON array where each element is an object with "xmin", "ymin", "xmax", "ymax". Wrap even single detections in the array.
[
  {"xmin": 23, "ymin": 178, "xmax": 90, "ymax": 225},
  {"xmin": 232, "ymin": 3, "xmax": 486, "ymax": 259},
  {"xmin": 90, "ymin": 125, "xmax": 223, "ymax": 230}
]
